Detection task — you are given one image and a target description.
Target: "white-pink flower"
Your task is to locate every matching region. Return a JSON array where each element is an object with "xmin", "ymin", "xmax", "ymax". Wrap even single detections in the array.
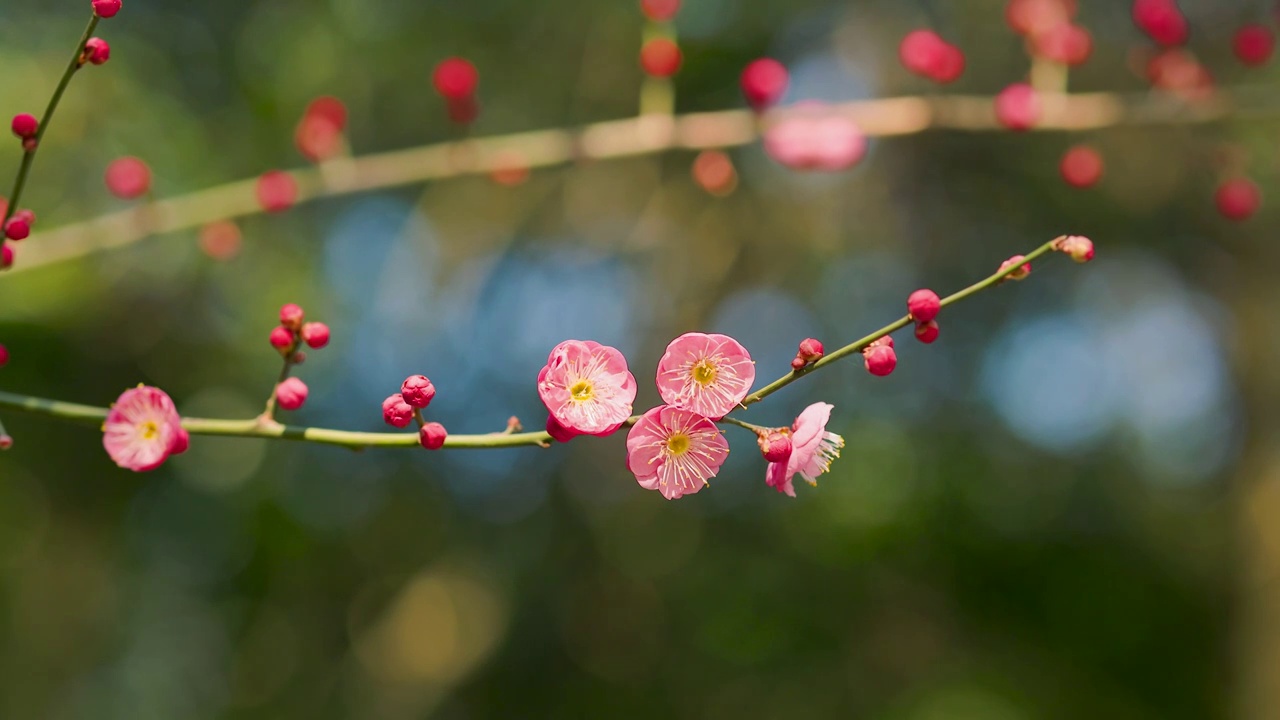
[
  {"xmin": 765, "ymin": 402, "xmax": 844, "ymax": 497},
  {"xmin": 764, "ymin": 103, "xmax": 867, "ymax": 172},
  {"xmin": 538, "ymin": 339, "xmax": 637, "ymax": 440},
  {"xmin": 102, "ymin": 385, "xmax": 188, "ymax": 472},
  {"xmin": 626, "ymin": 405, "xmax": 730, "ymax": 500},
  {"xmin": 656, "ymin": 332, "xmax": 755, "ymax": 420}
]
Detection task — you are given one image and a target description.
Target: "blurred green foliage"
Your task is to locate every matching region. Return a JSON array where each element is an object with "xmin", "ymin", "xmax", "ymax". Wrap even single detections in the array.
[{"xmin": 0, "ymin": 0, "xmax": 1266, "ymax": 717}]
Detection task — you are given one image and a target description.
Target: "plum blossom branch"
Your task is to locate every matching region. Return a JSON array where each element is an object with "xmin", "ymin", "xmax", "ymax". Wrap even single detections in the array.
[
  {"xmin": 0, "ymin": 236, "xmax": 1081, "ymax": 452},
  {"xmin": 2, "ymin": 13, "xmax": 100, "ymax": 232},
  {"xmin": 10, "ymin": 85, "xmax": 1265, "ymax": 274}
]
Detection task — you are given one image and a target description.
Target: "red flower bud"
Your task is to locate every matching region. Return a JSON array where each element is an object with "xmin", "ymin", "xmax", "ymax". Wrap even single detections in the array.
[
  {"xmin": 906, "ymin": 289, "xmax": 941, "ymax": 323},
  {"xmin": 419, "ymin": 422, "xmax": 448, "ymax": 450},
  {"xmin": 300, "ymin": 322, "xmax": 330, "ymax": 349},
  {"xmin": 381, "ymin": 394, "xmax": 415, "ymax": 429},
  {"xmin": 275, "ymin": 378, "xmax": 309, "ymax": 411},
  {"xmin": 914, "ymin": 320, "xmax": 940, "ymax": 344},
  {"xmin": 863, "ymin": 345, "xmax": 897, "ymax": 377},
  {"xmin": 279, "ymin": 303, "xmax": 305, "ymax": 330},
  {"xmin": 400, "ymin": 375, "xmax": 437, "ymax": 409},
  {"xmin": 269, "ymin": 326, "xmax": 294, "ymax": 352},
  {"xmin": 757, "ymin": 429, "xmax": 793, "ymax": 463}
]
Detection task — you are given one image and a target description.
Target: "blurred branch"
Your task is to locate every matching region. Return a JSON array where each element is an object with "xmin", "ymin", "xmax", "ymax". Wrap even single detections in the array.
[
  {"xmin": 10, "ymin": 85, "xmax": 1265, "ymax": 273},
  {"xmin": 0, "ymin": 237, "xmax": 1071, "ymax": 453}
]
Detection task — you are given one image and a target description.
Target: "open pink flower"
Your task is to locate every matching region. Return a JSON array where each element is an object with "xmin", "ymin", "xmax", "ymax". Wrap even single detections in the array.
[
  {"xmin": 765, "ymin": 402, "xmax": 844, "ymax": 497},
  {"xmin": 764, "ymin": 103, "xmax": 867, "ymax": 172},
  {"xmin": 626, "ymin": 405, "xmax": 729, "ymax": 500},
  {"xmin": 656, "ymin": 332, "xmax": 755, "ymax": 420},
  {"xmin": 102, "ymin": 385, "xmax": 187, "ymax": 472},
  {"xmin": 538, "ymin": 340, "xmax": 636, "ymax": 439}
]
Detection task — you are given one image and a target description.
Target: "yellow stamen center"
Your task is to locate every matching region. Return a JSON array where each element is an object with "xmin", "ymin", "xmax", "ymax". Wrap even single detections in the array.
[
  {"xmin": 666, "ymin": 433, "xmax": 691, "ymax": 456},
  {"xmin": 569, "ymin": 379, "xmax": 594, "ymax": 402},
  {"xmin": 691, "ymin": 360, "xmax": 718, "ymax": 386},
  {"xmin": 141, "ymin": 421, "xmax": 158, "ymax": 440}
]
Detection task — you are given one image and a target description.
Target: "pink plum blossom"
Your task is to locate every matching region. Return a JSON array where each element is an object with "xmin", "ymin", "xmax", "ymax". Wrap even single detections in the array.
[
  {"xmin": 656, "ymin": 332, "xmax": 755, "ymax": 420},
  {"xmin": 626, "ymin": 405, "xmax": 730, "ymax": 500},
  {"xmin": 102, "ymin": 385, "xmax": 187, "ymax": 472},
  {"xmin": 765, "ymin": 402, "xmax": 844, "ymax": 497},
  {"xmin": 764, "ymin": 103, "xmax": 867, "ymax": 172},
  {"xmin": 538, "ymin": 340, "xmax": 636, "ymax": 440}
]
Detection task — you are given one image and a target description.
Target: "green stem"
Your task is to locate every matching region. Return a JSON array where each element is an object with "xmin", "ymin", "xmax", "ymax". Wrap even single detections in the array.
[
  {"xmin": 2, "ymin": 14, "xmax": 99, "ymax": 227},
  {"xmin": 718, "ymin": 416, "xmax": 766, "ymax": 434},
  {"xmin": 0, "ymin": 239, "xmax": 1069, "ymax": 452},
  {"xmin": 738, "ymin": 239, "xmax": 1060, "ymax": 407}
]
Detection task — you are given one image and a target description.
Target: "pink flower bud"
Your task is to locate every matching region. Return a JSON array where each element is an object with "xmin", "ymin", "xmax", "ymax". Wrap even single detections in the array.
[
  {"xmin": 4, "ymin": 218, "xmax": 29, "ymax": 241},
  {"xmin": 906, "ymin": 289, "xmax": 941, "ymax": 323},
  {"xmin": 1133, "ymin": 0, "xmax": 1188, "ymax": 47},
  {"xmin": 863, "ymin": 345, "xmax": 897, "ymax": 377},
  {"xmin": 92, "ymin": 0, "xmax": 122, "ymax": 18},
  {"xmin": 256, "ymin": 170, "xmax": 298, "ymax": 213},
  {"xmin": 505, "ymin": 416, "xmax": 523, "ymax": 433},
  {"xmin": 640, "ymin": 0, "xmax": 680, "ymax": 21},
  {"xmin": 790, "ymin": 357, "xmax": 806, "ymax": 371},
  {"xmin": 640, "ymin": 38, "xmax": 682, "ymax": 77},
  {"xmin": 1054, "ymin": 235, "xmax": 1095, "ymax": 263},
  {"xmin": 1216, "ymin": 178, "xmax": 1261, "ymax": 221},
  {"xmin": 999, "ymin": 255, "xmax": 1032, "ymax": 281},
  {"xmin": 400, "ymin": 375, "xmax": 436, "ymax": 409},
  {"xmin": 871, "ymin": 335, "xmax": 894, "ymax": 349},
  {"xmin": 546, "ymin": 415, "xmax": 578, "ymax": 443},
  {"xmin": 740, "ymin": 58, "xmax": 789, "ymax": 110},
  {"xmin": 105, "ymin": 156, "xmax": 151, "ymax": 199},
  {"xmin": 797, "ymin": 337, "xmax": 824, "ymax": 362},
  {"xmin": 1, "ymin": 244, "xmax": 13, "ymax": 270},
  {"xmin": 757, "ymin": 429, "xmax": 793, "ymax": 463},
  {"xmin": 275, "ymin": 377, "xmax": 309, "ymax": 411},
  {"xmin": 10, "ymin": 114, "xmax": 37, "ymax": 140},
  {"xmin": 292, "ymin": 352, "xmax": 306, "ymax": 365},
  {"xmin": 382, "ymin": 394, "xmax": 415, "ymax": 428},
  {"xmin": 170, "ymin": 428, "xmax": 190, "ymax": 455},
  {"xmin": 279, "ymin": 303, "xmax": 304, "ymax": 330},
  {"xmin": 83, "ymin": 37, "xmax": 110, "ymax": 65},
  {"xmin": 12, "ymin": 209, "xmax": 34, "ymax": 227},
  {"xmin": 994, "ymin": 83, "xmax": 1041, "ymax": 131},
  {"xmin": 899, "ymin": 30, "xmax": 966, "ymax": 83},
  {"xmin": 914, "ymin": 320, "xmax": 940, "ymax": 344},
  {"xmin": 300, "ymin": 322, "xmax": 330, "ymax": 349},
  {"xmin": 419, "ymin": 422, "xmax": 448, "ymax": 450},
  {"xmin": 0, "ymin": 343, "xmax": 8, "ymax": 367},
  {"xmin": 1060, "ymin": 145, "xmax": 1103, "ymax": 188},
  {"xmin": 0, "ymin": 435, "xmax": 11, "ymax": 450},
  {"xmin": 1235, "ymin": 25, "xmax": 1276, "ymax": 67},
  {"xmin": 269, "ymin": 326, "xmax": 294, "ymax": 352},
  {"xmin": 432, "ymin": 57, "xmax": 479, "ymax": 99}
]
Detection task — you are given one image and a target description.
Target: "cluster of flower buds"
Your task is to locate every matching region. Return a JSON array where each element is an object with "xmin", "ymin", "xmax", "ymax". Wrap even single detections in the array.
[
  {"xmin": 78, "ymin": 37, "xmax": 110, "ymax": 67},
  {"xmin": 898, "ymin": 30, "xmax": 966, "ymax": 83},
  {"xmin": 791, "ymin": 337, "xmax": 824, "ymax": 370},
  {"xmin": 639, "ymin": 0, "xmax": 682, "ymax": 78},
  {"xmin": 268, "ymin": 304, "xmax": 330, "ymax": 411},
  {"xmin": 1, "ymin": 200, "xmax": 36, "ymax": 244},
  {"xmin": 907, "ymin": 289, "xmax": 941, "ymax": 345},
  {"xmin": 381, "ymin": 375, "xmax": 447, "ymax": 449},
  {"xmin": 432, "ymin": 57, "xmax": 480, "ymax": 125},
  {"xmin": 295, "ymin": 96, "xmax": 347, "ymax": 163}
]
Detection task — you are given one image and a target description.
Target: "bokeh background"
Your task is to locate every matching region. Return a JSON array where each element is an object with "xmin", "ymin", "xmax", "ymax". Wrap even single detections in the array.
[{"xmin": 0, "ymin": 0, "xmax": 1276, "ymax": 717}]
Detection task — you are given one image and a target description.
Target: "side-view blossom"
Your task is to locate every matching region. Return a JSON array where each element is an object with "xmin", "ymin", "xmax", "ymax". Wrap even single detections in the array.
[
  {"xmin": 102, "ymin": 385, "xmax": 188, "ymax": 472},
  {"xmin": 656, "ymin": 332, "xmax": 755, "ymax": 420},
  {"xmin": 626, "ymin": 405, "xmax": 729, "ymax": 500},
  {"xmin": 538, "ymin": 339, "xmax": 636, "ymax": 440},
  {"xmin": 764, "ymin": 402, "xmax": 844, "ymax": 497}
]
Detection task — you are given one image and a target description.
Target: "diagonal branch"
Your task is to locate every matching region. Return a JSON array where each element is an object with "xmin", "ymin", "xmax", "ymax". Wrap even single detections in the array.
[
  {"xmin": 0, "ymin": 237, "xmax": 1066, "ymax": 451},
  {"xmin": 10, "ymin": 85, "xmax": 1265, "ymax": 274}
]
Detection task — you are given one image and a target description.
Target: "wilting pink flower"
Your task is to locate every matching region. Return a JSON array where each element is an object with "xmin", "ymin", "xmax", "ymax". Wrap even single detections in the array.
[
  {"xmin": 765, "ymin": 402, "xmax": 844, "ymax": 497},
  {"xmin": 102, "ymin": 385, "xmax": 187, "ymax": 472},
  {"xmin": 626, "ymin": 405, "xmax": 729, "ymax": 500},
  {"xmin": 538, "ymin": 340, "xmax": 636, "ymax": 439},
  {"xmin": 764, "ymin": 104, "xmax": 867, "ymax": 172},
  {"xmin": 656, "ymin": 332, "xmax": 755, "ymax": 420}
]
